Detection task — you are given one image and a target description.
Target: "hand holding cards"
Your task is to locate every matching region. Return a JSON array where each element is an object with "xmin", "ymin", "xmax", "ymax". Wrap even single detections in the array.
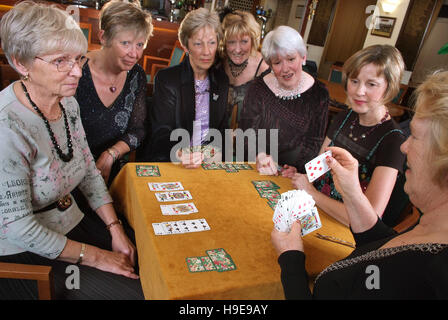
[{"xmin": 272, "ymin": 190, "xmax": 322, "ymax": 236}]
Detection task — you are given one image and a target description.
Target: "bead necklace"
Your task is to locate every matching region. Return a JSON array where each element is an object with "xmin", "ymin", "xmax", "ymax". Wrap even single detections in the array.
[
  {"xmin": 228, "ymin": 58, "xmax": 248, "ymax": 78},
  {"xmin": 21, "ymin": 82, "xmax": 73, "ymax": 162},
  {"xmin": 272, "ymin": 73, "xmax": 304, "ymax": 100},
  {"xmin": 348, "ymin": 111, "xmax": 389, "ymax": 142}
]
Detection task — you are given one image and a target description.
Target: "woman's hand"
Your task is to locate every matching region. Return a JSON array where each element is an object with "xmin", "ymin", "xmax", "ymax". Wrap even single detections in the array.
[
  {"xmin": 291, "ymin": 173, "xmax": 316, "ymax": 194},
  {"xmin": 96, "ymin": 151, "xmax": 114, "ymax": 183},
  {"xmin": 178, "ymin": 150, "xmax": 204, "ymax": 169},
  {"xmin": 281, "ymin": 164, "xmax": 297, "ymax": 178},
  {"xmin": 326, "ymin": 146, "xmax": 362, "ymax": 199},
  {"xmin": 109, "ymin": 223, "xmax": 137, "ymax": 266},
  {"xmin": 271, "ymin": 220, "xmax": 304, "ymax": 257},
  {"xmin": 87, "ymin": 245, "xmax": 139, "ymax": 279},
  {"xmin": 256, "ymin": 152, "xmax": 278, "ymax": 176}
]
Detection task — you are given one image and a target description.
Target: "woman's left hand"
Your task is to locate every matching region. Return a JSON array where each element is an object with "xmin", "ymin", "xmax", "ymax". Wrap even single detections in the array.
[
  {"xmin": 291, "ymin": 173, "xmax": 315, "ymax": 194},
  {"xmin": 96, "ymin": 151, "xmax": 114, "ymax": 183}
]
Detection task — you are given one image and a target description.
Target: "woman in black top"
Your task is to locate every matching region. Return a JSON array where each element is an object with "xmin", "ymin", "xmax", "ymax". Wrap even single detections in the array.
[
  {"xmin": 76, "ymin": 1, "xmax": 153, "ymax": 184},
  {"xmin": 148, "ymin": 8, "xmax": 229, "ymax": 167},
  {"xmin": 239, "ymin": 26, "xmax": 329, "ymax": 169},
  {"xmin": 271, "ymin": 71, "xmax": 448, "ymax": 300}
]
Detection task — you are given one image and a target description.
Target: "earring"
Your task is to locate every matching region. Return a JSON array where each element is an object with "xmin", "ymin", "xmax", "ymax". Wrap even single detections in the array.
[
  {"xmin": 302, "ymin": 61, "xmax": 306, "ymax": 66},
  {"xmin": 22, "ymin": 74, "xmax": 29, "ymax": 81}
]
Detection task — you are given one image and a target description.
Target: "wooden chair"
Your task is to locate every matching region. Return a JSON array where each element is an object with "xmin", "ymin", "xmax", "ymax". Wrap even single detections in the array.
[
  {"xmin": 0, "ymin": 63, "xmax": 20, "ymax": 90},
  {"xmin": 143, "ymin": 40, "xmax": 185, "ymax": 83},
  {"xmin": 0, "ymin": 262, "xmax": 54, "ymax": 300},
  {"xmin": 328, "ymin": 63, "xmax": 344, "ymax": 83},
  {"xmin": 391, "ymin": 84, "xmax": 409, "ymax": 105},
  {"xmin": 79, "ymin": 22, "xmax": 92, "ymax": 46},
  {"xmin": 393, "ymin": 204, "xmax": 421, "ymax": 234}
]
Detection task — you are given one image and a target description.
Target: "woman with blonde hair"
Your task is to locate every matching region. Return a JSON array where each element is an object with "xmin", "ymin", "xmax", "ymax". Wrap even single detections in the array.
[
  {"xmin": 220, "ymin": 9, "xmax": 269, "ymax": 129},
  {"xmin": 75, "ymin": 0, "xmax": 153, "ymax": 184},
  {"xmin": 283, "ymin": 45, "xmax": 407, "ymax": 227}
]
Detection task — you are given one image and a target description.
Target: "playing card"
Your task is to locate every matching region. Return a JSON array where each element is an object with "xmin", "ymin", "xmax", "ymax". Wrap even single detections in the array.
[
  {"xmin": 304, "ymin": 150, "xmax": 332, "ymax": 183},
  {"xmin": 186, "ymin": 257, "xmax": 206, "ymax": 272},
  {"xmin": 298, "ymin": 207, "xmax": 322, "ymax": 236},
  {"xmin": 160, "ymin": 203, "xmax": 198, "ymax": 215},
  {"xmin": 206, "ymin": 248, "xmax": 236, "ymax": 272},
  {"xmin": 152, "ymin": 218, "xmax": 210, "ymax": 235},
  {"xmin": 232, "ymin": 163, "xmax": 253, "ymax": 170},
  {"xmin": 252, "ymin": 180, "xmax": 280, "ymax": 190},
  {"xmin": 272, "ymin": 189, "xmax": 321, "ymax": 236},
  {"xmin": 199, "ymin": 256, "xmax": 217, "ymax": 271},
  {"xmin": 155, "ymin": 191, "xmax": 193, "ymax": 202},
  {"xmin": 149, "ymin": 182, "xmax": 184, "ymax": 192},
  {"xmin": 136, "ymin": 165, "xmax": 160, "ymax": 177}
]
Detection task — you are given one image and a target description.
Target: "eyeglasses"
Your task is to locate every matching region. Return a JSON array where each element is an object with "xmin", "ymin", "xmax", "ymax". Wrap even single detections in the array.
[{"xmin": 35, "ymin": 55, "xmax": 87, "ymax": 72}]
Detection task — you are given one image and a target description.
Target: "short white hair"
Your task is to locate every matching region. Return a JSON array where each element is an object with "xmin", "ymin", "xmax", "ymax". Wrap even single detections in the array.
[
  {"xmin": 0, "ymin": 1, "xmax": 87, "ymax": 70},
  {"xmin": 261, "ymin": 25, "xmax": 307, "ymax": 66}
]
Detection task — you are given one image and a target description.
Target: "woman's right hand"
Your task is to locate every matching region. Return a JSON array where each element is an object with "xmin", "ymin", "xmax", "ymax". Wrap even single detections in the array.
[
  {"xmin": 325, "ymin": 146, "xmax": 362, "ymax": 199},
  {"xmin": 86, "ymin": 245, "xmax": 139, "ymax": 279}
]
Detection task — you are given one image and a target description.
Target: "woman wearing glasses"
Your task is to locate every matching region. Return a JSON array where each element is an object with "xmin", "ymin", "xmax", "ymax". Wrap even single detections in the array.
[
  {"xmin": 0, "ymin": 2, "xmax": 143, "ymax": 299},
  {"xmin": 75, "ymin": 0, "xmax": 153, "ymax": 184}
]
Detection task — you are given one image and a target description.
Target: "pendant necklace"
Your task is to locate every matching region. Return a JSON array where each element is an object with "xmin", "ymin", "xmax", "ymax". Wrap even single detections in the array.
[
  {"xmin": 349, "ymin": 111, "xmax": 389, "ymax": 142},
  {"xmin": 21, "ymin": 82, "xmax": 73, "ymax": 162},
  {"xmin": 228, "ymin": 58, "xmax": 248, "ymax": 78}
]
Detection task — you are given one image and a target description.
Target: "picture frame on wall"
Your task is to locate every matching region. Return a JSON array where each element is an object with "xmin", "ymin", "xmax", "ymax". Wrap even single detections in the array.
[{"xmin": 371, "ymin": 16, "xmax": 397, "ymax": 38}]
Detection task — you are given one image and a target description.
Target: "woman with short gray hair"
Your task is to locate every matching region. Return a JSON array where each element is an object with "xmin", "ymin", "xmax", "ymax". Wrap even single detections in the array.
[
  {"xmin": 0, "ymin": 1, "xmax": 143, "ymax": 299},
  {"xmin": 239, "ymin": 25, "xmax": 329, "ymax": 173},
  {"xmin": 147, "ymin": 8, "xmax": 229, "ymax": 166}
]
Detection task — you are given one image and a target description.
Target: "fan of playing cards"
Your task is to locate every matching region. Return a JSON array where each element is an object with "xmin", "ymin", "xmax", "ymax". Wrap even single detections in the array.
[{"xmin": 272, "ymin": 190, "xmax": 322, "ymax": 236}]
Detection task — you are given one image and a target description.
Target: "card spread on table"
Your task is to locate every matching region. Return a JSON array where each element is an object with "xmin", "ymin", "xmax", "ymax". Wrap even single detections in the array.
[
  {"xmin": 251, "ymin": 180, "xmax": 281, "ymax": 211},
  {"xmin": 160, "ymin": 203, "xmax": 198, "ymax": 215},
  {"xmin": 149, "ymin": 181, "xmax": 184, "ymax": 192},
  {"xmin": 206, "ymin": 248, "xmax": 237, "ymax": 272},
  {"xmin": 305, "ymin": 150, "xmax": 332, "ymax": 183},
  {"xmin": 152, "ymin": 218, "xmax": 210, "ymax": 235},
  {"xmin": 273, "ymin": 189, "xmax": 322, "ymax": 236},
  {"xmin": 136, "ymin": 165, "xmax": 160, "ymax": 177},
  {"xmin": 185, "ymin": 256, "xmax": 217, "ymax": 273},
  {"xmin": 155, "ymin": 190, "xmax": 193, "ymax": 202}
]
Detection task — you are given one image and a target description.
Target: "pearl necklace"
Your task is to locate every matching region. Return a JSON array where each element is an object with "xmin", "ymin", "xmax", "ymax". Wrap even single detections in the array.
[
  {"xmin": 272, "ymin": 73, "xmax": 305, "ymax": 100},
  {"xmin": 21, "ymin": 82, "xmax": 73, "ymax": 162}
]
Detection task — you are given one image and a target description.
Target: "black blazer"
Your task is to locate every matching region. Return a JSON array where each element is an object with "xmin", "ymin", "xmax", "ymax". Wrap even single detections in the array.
[{"xmin": 148, "ymin": 56, "xmax": 229, "ymax": 161}]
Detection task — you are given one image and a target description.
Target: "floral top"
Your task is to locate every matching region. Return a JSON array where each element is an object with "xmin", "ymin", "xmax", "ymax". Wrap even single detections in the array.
[{"xmin": 0, "ymin": 83, "xmax": 111, "ymax": 258}]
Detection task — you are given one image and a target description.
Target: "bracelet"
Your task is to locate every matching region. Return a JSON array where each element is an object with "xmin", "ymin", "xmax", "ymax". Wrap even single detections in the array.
[
  {"xmin": 107, "ymin": 148, "xmax": 118, "ymax": 162},
  {"xmin": 106, "ymin": 219, "xmax": 122, "ymax": 231},
  {"xmin": 77, "ymin": 243, "xmax": 86, "ymax": 265}
]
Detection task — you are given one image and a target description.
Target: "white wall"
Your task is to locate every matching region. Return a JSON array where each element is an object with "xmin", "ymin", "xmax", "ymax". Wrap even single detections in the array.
[{"xmin": 363, "ymin": 0, "xmax": 410, "ymax": 47}]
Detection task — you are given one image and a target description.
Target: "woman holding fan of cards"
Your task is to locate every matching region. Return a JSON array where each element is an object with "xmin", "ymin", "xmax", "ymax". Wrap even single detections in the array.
[
  {"xmin": 0, "ymin": 2, "xmax": 142, "ymax": 299},
  {"xmin": 283, "ymin": 45, "xmax": 406, "ymax": 227},
  {"xmin": 239, "ymin": 26, "xmax": 328, "ymax": 170},
  {"xmin": 272, "ymin": 71, "xmax": 448, "ymax": 299}
]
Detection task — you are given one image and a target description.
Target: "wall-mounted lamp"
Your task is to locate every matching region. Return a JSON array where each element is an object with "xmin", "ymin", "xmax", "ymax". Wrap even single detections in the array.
[
  {"xmin": 308, "ymin": 0, "xmax": 318, "ymax": 20},
  {"xmin": 381, "ymin": 0, "xmax": 401, "ymax": 13}
]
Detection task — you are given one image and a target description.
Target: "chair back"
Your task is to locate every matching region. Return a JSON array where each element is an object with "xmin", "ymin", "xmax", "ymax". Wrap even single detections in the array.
[
  {"xmin": 79, "ymin": 22, "xmax": 92, "ymax": 46},
  {"xmin": 328, "ymin": 64, "xmax": 343, "ymax": 83},
  {"xmin": 0, "ymin": 63, "xmax": 20, "ymax": 90},
  {"xmin": 391, "ymin": 84, "xmax": 408, "ymax": 105},
  {"xmin": 168, "ymin": 41, "xmax": 185, "ymax": 67}
]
